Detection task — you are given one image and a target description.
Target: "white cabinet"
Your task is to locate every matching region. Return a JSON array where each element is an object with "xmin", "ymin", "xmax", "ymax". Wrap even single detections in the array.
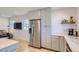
[
  {"xmin": 51, "ymin": 36, "xmax": 66, "ymax": 51},
  {"xmin": 40, "ymin": 8, "xmax": 66, "ymax": 51},
  {"xmin": 41, "ymin": 36, "xmax": 51, "ymax": 49},
  {"xmin": 51, "ymin": 36, "xmax": 60, "ymax": 51},
  {"xmin": 59, "ymin": 36, "xmax": 66, "ymax": 52},
  {"xmin": 45, "ymin": 36, "xmax": 52, "ymax": 49},
  {"xmin": 41, "ymin": 8, "xmax": 52, "ymax": 49}
]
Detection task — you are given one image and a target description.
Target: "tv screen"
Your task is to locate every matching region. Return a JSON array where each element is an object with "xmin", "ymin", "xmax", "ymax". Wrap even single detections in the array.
[{"xmin": 14, "ymin": 22, "xmax": 22, "ymax": 29}]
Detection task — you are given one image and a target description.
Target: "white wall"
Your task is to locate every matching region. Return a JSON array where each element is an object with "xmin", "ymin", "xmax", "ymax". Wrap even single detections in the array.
[
  {"xmin": 0, "ymin": 17, "xmax": 8, "ymax": 32},
  {"xmin": 9, "ymin": 10, "xmax": 41, "ymax": 42},
  {"xmin": 9, "ymin": 16, "xmax": 30, "ymax": 42},
  {"xmin": 51, "ymin": 7, "xmax": 77, "ymax": 35}
]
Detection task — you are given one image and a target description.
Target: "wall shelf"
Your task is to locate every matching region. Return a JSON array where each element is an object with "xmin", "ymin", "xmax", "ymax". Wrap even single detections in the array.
[
  {"xmin": 61, "ymin": 16, "xmax": 76, "ymax": 24},
  {"xmin": 61, "ymin": 22, "xmax": 76, "ymax": 24}
]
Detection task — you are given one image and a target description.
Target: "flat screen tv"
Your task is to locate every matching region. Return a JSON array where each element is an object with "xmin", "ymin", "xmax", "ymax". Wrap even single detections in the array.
[{"xmin": 14, "ymin": 22, "xmax": 22, "ymax": 30}]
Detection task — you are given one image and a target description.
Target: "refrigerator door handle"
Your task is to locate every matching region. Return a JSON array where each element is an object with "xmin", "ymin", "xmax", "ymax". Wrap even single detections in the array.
[{"xmin": 29, "ymin": 28, "xmax": 32, "ymax": 34}]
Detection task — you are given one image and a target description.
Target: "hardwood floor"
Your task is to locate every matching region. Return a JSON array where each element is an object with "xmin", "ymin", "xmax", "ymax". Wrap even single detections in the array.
[{"xmin": 14, "ymin": 39, "xmax": 53, "ymax": 52}]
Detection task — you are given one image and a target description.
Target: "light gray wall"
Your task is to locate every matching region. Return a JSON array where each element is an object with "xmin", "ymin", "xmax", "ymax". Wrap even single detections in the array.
[
  {"xmin": 51, "ymin": 7, "xmax": 77, "ymax": 36},
  {"xmin": 9, "ymin": 16, "xmax": 30, "ymax": 42},
  {"xmin": 0, "ymin": 17, "xmax": 8, "ymax": 32}
]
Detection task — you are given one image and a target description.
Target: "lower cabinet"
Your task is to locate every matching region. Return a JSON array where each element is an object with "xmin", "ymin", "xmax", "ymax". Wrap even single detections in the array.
[
  {"xmin": 45, "ymin": 36, "xmax": 52, "ymax": 49},
  {"xmin": 51, "ymin": 36, "xmax": 60, "ymax": 51},
  {"xmin": 59, "ymin": 36, "xmax": 66, "ymax": 52},
  {"xmin": 41, "ymin": 35, "xmax": 52, "ymax": 49},
  {"xmin": 51, "ymin": 36, "xmax": 66, "ymax": 52},
  {"xmin": 42, "ymin": 35, "xmax": 66, "ymax": 52}
]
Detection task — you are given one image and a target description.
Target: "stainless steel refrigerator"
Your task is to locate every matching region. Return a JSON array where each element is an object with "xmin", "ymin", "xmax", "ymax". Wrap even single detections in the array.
[{"xmin": 29, "ymin": 19, "xmax": 41, "ymax": 48}]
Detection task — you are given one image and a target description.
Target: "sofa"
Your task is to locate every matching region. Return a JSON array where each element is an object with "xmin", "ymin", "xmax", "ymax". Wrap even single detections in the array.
[{"xmin": 0, "ymin": 30, "xmax": 13, "ymax": 39}]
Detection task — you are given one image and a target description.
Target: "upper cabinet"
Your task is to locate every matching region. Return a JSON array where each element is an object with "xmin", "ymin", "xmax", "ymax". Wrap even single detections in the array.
[{"xmin": 27, "ymin": 10, "xmax": 40, "ymax": 20}]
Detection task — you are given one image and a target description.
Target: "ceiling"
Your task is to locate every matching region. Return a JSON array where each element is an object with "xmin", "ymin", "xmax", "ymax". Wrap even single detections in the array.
[{"xmin": 0, "ymin": 7, "xmax": 44, "ymax": 17}]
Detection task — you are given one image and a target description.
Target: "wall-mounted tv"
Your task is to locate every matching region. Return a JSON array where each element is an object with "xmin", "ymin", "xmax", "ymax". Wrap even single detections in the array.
[{"xmin": 14, "ymin": 22, "xmax": 22, "ymax": 30}]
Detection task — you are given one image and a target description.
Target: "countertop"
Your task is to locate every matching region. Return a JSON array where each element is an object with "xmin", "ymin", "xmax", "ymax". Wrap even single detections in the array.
[
  {"xmin": 64, "ymin": 35, "xmax": 79, "ymax": 52},
  {"xmin": 0, "ymin": 38, "xmax": 18, "ymax": 50}
]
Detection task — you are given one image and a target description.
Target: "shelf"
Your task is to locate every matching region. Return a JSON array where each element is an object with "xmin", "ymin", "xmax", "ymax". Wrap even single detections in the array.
[
  {"xmin": 61, "ymin": 21, "xmax": 76, "ymax": 24},
  {"xmin": 61, "ymin": 22, "xmax": 76, "ymax": 24}
]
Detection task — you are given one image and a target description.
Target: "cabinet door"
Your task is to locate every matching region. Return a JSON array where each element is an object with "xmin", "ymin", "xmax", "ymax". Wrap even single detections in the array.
[
  {"xmin": 51, "ymin": 36, "xmax": 60, "ymax": 51},
  {"xmin": 46, "ymin": 36, "xmax": 52, "ymax": 49},
  {"xmin": 41, "ymin": 26, "xmax": 48, "ymax": 48},
  {"xmin": 41, "ymin": 31, "xmax": 51, "ymax": 49},
  {"xmin": 41, "ymin": 8, "xmax": 51, "ymax": 49},
  {"xmin": 59, "ymin": 36, "xmax": 66, "ymax": 52}
]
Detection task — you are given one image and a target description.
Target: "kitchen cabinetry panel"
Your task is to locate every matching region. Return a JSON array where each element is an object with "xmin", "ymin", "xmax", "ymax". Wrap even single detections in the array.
[
  {"xmin": 59, "ymin": 36, "xmax": 66, "ymax": 52},
  {"xmin": 51, "ymin": 36, "xmax": 60, "ymax": 51},
  {"xmin": 41, "ymin": 8, "xmax": 51, "ymax": 48},
  {"xmin": 45, "ymin": 36, "xmax": 52, "ymax": 49},
  {"xmin": 51, "ymin": 36, "xmax": 66, "ymax": 51},
  {"xmin": 40, "ymin": 8, "xmax": 66, "ymax": 52}
]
